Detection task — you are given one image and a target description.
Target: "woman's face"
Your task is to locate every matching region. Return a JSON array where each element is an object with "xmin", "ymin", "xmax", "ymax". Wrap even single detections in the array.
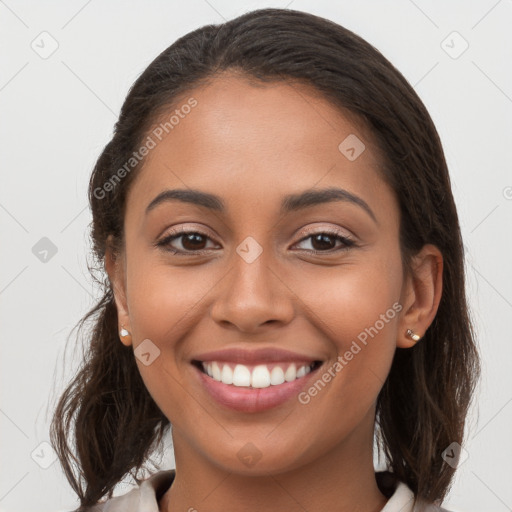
[{"xmin": 107, "ymin": 73, "xmax": 433, "ymax": 475}]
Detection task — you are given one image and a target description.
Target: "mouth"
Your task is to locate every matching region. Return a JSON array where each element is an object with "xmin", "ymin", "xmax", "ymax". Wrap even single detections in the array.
[
  {"xmin": 191, "ymin": 357, "xmax": 324, "ymax": 413},
  {"xmin": 191, "ymin": 359, "xmax": 323, "ymax": 389}
]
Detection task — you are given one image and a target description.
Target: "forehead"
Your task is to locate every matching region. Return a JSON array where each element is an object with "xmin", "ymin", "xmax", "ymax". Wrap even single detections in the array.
[{"xmin": 125, "ymin": 73, "xmax": 393, "ymax": 221}]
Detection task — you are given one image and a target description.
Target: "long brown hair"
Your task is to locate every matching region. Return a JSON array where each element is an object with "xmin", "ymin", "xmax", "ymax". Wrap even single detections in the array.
[{"xmin": 50, "ymin": 8, "xmax": 481, "ymax": 509}]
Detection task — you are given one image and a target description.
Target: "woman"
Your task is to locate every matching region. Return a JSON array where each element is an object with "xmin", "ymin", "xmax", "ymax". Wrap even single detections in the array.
[{"xmin": 51, "ymin": 8, "xmax": 480, "ymax": 512}]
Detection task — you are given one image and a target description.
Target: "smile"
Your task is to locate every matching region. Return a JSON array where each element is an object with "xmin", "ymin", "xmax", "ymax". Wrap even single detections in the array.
[
  {"xmin": 192, "ymin": 359, "xmax": 324, "ymax": 413},
  {"xmin": 197, "ymin": 360, "xmax": 322, "ymax": 388}
]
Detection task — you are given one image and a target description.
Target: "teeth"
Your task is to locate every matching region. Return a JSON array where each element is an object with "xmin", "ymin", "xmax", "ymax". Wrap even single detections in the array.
[
  {"xmin": 233, "ymin": 364, "xmax": 251, "ymax": 386},
  {"xmin": 201, "ymin": 361, "xmax": 315, "ymax": 388},
  {"xmin": 284, "ymin": 364, "xmax": 297, "ymax": 382},
  {"xmin": 211, "ymin": 361, "xmax": 222, "ymax": 381},
  {"xmin": 221, "ymin": 363, "xmax": 233, "ymax": 384},
  {"xmin": 270, "ymin": 366, "xmax": 285, "ymax": 385}
]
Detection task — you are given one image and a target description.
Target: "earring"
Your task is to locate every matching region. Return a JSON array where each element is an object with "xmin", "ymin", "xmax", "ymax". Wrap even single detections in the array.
[
  {"xmin": 406, "ymin": 328, "xmax": 421, "ymax": 342},
  {"xmin": 120, "ymin": 326, "xmax": 131, "ymax": 338}
]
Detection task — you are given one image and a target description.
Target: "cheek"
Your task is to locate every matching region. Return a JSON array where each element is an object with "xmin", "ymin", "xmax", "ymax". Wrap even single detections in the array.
[
  {"xmin": 292, "ymin": 253, "xmax": 402, "ymax": 341},
  {"xmin": 288, "ymin": 253, "xmax": 403, "ymax": 395},
  {"xmin": 123, "ymin": 256, "xmax": 211, "ymax": 408},
  {"xmin": 126, "ymin": 257, "xmax": 216, "ymax": 342}
]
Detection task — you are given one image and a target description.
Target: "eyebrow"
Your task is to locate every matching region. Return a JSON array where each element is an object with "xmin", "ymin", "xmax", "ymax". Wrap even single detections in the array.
[{"xmin": 145, "ymin": 187, "xmax": 377, "ymax": 223}]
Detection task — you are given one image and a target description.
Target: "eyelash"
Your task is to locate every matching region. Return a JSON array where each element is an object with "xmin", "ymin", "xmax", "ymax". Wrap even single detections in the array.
[{"xmin": 155, "ymin": 228, "xmax": 356, "ymax": 256}]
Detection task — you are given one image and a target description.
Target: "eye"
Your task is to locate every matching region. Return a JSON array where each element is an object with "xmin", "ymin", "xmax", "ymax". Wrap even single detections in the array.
[
  {"xmin": 293, "ymin": 229, "xmax": 356, "ymax": 253},
  {"xmin": 156, "ymin": 229, "xmax": 219, "ymax": 255},
  {"xmin": 155, "ymin": 227, "xmax": 357, "ymax": 256}
]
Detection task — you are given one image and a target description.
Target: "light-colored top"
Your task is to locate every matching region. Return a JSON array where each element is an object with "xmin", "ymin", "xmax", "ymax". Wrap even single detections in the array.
[{"xmin": 86, "ymin": 470, "xmax": 452, "ymax": 511}]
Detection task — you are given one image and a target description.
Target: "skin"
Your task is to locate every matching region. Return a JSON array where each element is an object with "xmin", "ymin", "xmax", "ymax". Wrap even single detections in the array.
[{"xmin": 105, "ymin": 72, "xmax": 443, "ymax": 512}]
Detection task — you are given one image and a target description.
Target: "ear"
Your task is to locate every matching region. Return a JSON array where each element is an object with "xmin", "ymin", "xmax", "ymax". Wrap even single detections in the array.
[
  {"xmin": 397, "ymin": 244, "xmax": 443, "ymax": 348},
  {"xmin": 104, "ymin": 234, "xmax": 132, "ymax": 347}
]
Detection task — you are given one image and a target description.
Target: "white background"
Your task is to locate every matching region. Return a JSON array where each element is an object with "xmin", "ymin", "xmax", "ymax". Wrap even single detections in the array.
[{"xmin": 1, "ymin": 1, "xmax": 511, "ymax": 511}]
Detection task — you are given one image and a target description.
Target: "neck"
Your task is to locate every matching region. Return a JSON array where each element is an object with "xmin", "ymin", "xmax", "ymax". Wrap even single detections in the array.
[{"xmin": 160, "ymin": 425, "xmax": 389, "ymax": 512}]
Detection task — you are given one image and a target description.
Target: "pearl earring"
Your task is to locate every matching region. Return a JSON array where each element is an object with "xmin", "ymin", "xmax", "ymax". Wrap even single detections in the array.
[
  {"xmin": 406, "ymin": 328, "xmax": 421, "ymax": 342},
  {"xmin": 120, "ymin": 326, "xmax": 131, "ymax": 338}
]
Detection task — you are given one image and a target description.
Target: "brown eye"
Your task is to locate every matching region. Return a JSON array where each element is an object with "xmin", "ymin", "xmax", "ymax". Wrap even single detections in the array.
[
  {"xmin": 294, "ymin": 231, "xmax": 356, "ymax": 253},
  {"xmin": 179, "ymin": 232, "xmax": 208, "ymax": 251},
  {"xmin": 156, "ymin": 230, "xmax": 218, "ymax": 255}
]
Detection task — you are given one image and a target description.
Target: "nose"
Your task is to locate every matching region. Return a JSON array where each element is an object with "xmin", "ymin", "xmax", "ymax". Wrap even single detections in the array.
[{"xmin": 210, "ymin": 247, "xmax": 295, "ymax": 333}]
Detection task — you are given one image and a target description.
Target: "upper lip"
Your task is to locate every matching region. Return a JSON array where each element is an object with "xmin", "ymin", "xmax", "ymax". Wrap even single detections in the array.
[{"xmin": 192, "ymin": 347, "xmax": 323, "ymax": 365}]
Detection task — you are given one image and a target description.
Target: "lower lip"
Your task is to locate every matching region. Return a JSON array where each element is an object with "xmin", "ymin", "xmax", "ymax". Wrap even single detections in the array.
[{"xmin": 193, "ymin": 363, "xmax": 322, "ymax": 413}]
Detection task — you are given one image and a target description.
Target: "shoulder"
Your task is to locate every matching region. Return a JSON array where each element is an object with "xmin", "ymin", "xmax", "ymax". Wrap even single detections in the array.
[
  {"xmin": 83, "ymin": 470, "xmax": 175, "ymax": 512},
  {"xmin": 375, "ymin": 471, "xmax": 455, "ymax": 512}
]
